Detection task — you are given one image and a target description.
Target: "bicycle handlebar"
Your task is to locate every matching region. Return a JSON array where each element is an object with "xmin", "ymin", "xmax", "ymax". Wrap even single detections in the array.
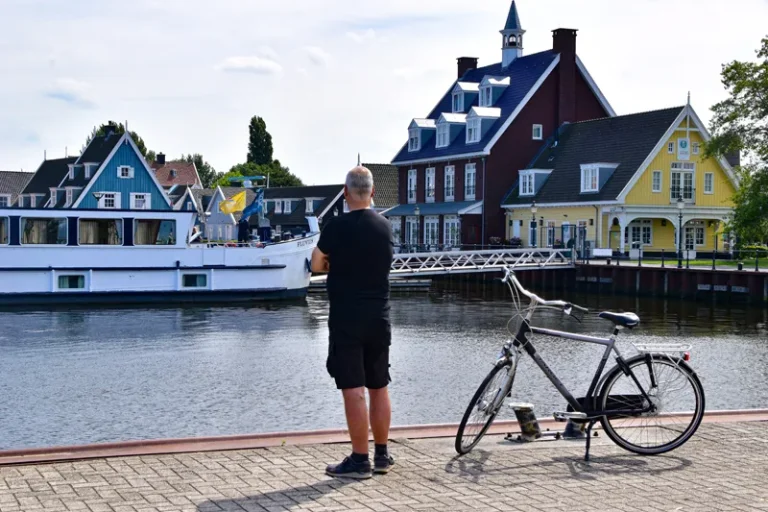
[{"xmin": 501, "ymin": 267, "xmax": 588, "ymax": 316}]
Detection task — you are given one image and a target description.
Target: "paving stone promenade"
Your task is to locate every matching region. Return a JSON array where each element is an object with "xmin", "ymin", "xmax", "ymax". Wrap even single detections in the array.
[{"xmin": 0, "ymin": 422, "xmax": 765, "ymax": 512}]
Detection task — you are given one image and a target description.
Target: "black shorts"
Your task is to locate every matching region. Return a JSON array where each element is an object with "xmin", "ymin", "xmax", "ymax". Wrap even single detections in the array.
[{"xmin": 327, "ymin": 319, "xmax": 391, "ymax": 390}]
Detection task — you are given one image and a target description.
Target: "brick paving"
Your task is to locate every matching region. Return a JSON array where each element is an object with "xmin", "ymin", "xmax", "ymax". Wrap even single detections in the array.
[{"xmin": 0, "ymin": 422, "xmax": 766, "ymax": 512}]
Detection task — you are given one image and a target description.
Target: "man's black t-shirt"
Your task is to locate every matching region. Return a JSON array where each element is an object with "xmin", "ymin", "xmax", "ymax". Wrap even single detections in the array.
[{"xmin": 317, "ymin": 209, "xmax": 393, "ymax": 328}]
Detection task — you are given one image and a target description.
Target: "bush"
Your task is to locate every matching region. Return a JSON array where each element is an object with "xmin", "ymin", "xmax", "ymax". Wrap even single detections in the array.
[{"xmin": 743, "ymin": 245, "xmax": 768, "ymax": 258}]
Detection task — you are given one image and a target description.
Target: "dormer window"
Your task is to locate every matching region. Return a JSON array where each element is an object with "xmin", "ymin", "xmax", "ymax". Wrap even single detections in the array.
[
  {"xmin": 83, "ymin": 163, "xmax": 98, "ymax": 179},
  {"xmin": 50, "ymin": 188, "xmax": 57, "ymax": 207},
  {"xmin": 436, "ymin": 124, "xmax": 450, "ymax": 148},
  {"xmin": 480, "ymin": 87, "xmax": 492, "ymax": 107},
  {"xmin": 452, "ymin": 93, "xmax": 464, "ymax": 113},
  {"xmin": 408, "ymin": 128, "xmax": 421, "ymax": 152},
  {"xmin": 580, "ymin": 163, "xmax": 618, "ymax": 194},
  {"xmin": 581, "ymin": 166, "xmax": 599, "ymax": 192},
  {"xmin": 466, "ymin": 118, "xmax": 482, "ymax": 144},
  {"xmin": 520, "ymin": 173, "xmax": 534, "ymax": 196},
  {"xmin": 68, "ymin": 165, "xmax": 75, "ymax": 180}
]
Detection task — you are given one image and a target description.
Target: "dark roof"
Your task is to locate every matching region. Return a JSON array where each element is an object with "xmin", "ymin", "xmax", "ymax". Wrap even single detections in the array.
[
  {"xmin": 392, "ymin": 50, "xmax": 558, "ymax": 164},
  {"xmin": 501, "ymin": 106, "xmax": 685, "ymax": 205},
  {"xmin": 21, "ymin": 157, "xmax": 77, "ymax": 195},
  {"xmin": 365, "ymin": 163, "xmax": 399, "ymax": 209},
  {"xmin": 0, "ymin": 171, "xmax": 33, "ymax": 203},
  {"xmin": 151, "ymin": 161, "xmax": 200, "ymax": 188},
  {"xmin": 504, "ymin": 1, "xmax": 522, "ymax": 30},
  {"xmin": 77, "ymin": 132, "xmax": 122, "ymax": 165},
  {"xmin": 251, "ymin": 184, "xmax": 344, "ymax": 226}
]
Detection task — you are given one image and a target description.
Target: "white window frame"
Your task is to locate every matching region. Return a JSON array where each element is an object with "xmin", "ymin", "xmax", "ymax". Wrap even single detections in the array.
[
  {"xmin": 117, "ymin": 165, "xmax": 134, "ymax": 179},
  {"xmin": 652, "ymin": 170, "xmax": 662, "ymax": 193},
  {"xmin": 480, "ymin": 87, "xmax": 492, "ymax": 107},
  {"xmin": 99, "ymin": 192, "xmax": 120, "ymax": 210},
  {"xmin": 546, "ymin": 221, "xmax": 556, "ymax": 247},
  {"xmin": 0, "ymin": 194, "xmax": 10, "ymax": 208},
  {"xmin": 532, "ymin": 124, "xmax": 543, "ymax": 140},
  {"xmin": 668, "ymin": 142, "xmax": 674, "ymax": 154},
  {"xmin": 274, "ymin": 200, "xmax": 282, "ymax": 214},
  {"xmin": 452, "ymin": 93, "xmax": 464, "ymax": 113},
  {"xmin": 436, "ymin": 124, "xmax": 450, "ymax": 148},
  {"xmin": 30, "ymin": 195, "xmax": 37, "ymax": 208},
  {"xmin": 408, "ymin": 128, "xmax": 421, "ymax": 152},
  {"xmin": 444, "ymin": 215, "xmax": 460, "ymax": 247},
  {"xmin": 305, "ymin": 199, "xmax": 314, "ymax": 214},
  {"xmin": 466, "ymin": 118, "xmax": 481, "ymax": 144},
  {"xmin": 65, "ymin": 188, "xmax": 75, "ymax": 207},
  {"xmin": 625, "ymin": 219, "xmax": 653, "ymax": 247},
  {"xmin": 342, "ymin": 199, "xmax": 349, "ymax": 213},
  {"xmin": 704, "ymin": 172, "xmax": 714, "ymax": 194},
  {"xmin": 424, "ymin": 216, "xmax": 439, "ymax": 245},
  {"xmin": 389, "ymin": 217, "xmax": 402, "ymax": 245},
  {"xmin": 685, "ymin": 226, "xmax": 705, "ymax": 249},
  {"xmin": 670, "ymin": 162, "xmax": 696, "ymax": 202},
  {"xmin": 130, "ymin": 193, "xmax": 151, "ymax": 210},
  {"xmin": 49, "ymin": 188, "xmax": 57, "ymax": 208},
  {"xmin": 692, "ymin": 142, "xmax": 700, "ymax": 155},
  {"xmin": 425, "ymin": 168, "xmax": 436, "ymax": 203},
  {"xmin": 405, "ymin": 216, "xmax": 419, "ymax": 245},
  {"xmin": 68, "ymin": 165, "xmax": 75, "ymax": 180},
  {"xmin": 444, "ymin": 166, "xmax": 455, "ymax": 202},
  {"xmin": 407, "ymin": 169, "xmax": 417, "ymax": 204},
  {"xmin": 519, "ymin": 172, "xmax": 535, "ymax": 196},
  {"xmin": 283, "ymin": 200, "xmax": 293, "ymax": 213},
  {"xmin": 464, "ymin": 164, "xmax": 477, "ymax": 201},
  {"xmin": 581, "ymin": 165, "xmax": 599, "ymax": 193}
]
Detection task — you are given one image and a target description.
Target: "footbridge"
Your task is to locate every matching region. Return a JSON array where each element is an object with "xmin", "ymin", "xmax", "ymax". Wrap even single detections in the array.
[{"xmin": 310, "ymin": 247, "xmax": 574, "ymax": 282}]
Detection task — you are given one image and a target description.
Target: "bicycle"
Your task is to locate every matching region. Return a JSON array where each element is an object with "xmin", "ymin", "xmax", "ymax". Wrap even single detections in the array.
[{"xmin": 455, "ymin": 267, "xmax": 705, "ymax": 461}]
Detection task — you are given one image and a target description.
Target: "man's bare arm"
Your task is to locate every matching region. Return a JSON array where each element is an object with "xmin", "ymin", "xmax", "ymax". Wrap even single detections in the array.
[{"xmin": 311, "ymin": 247, "xmax": 330, "ymax": 273}]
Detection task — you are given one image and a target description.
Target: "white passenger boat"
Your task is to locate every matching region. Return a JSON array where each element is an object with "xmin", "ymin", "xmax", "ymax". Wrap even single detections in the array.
[{"xmin": 0, "ymin": 208, "xmax": 318, "ymax": 305}]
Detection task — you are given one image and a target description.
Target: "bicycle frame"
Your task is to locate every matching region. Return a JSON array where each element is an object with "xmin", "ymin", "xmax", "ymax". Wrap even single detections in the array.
[{"xmin": 500, "ymin": 271, "xmax": 656, "ymax": 419}]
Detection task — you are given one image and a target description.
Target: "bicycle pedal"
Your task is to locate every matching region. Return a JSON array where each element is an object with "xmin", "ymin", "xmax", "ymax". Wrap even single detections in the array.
[{"xmin": 553, "ymin": 411, "xmax": 587, "ymax": 422}]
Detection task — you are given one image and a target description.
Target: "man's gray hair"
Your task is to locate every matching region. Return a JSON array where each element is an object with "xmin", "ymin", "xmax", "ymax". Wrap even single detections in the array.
[{"xmin": 345, "ymin": 166, "xmax": 374, "ymax": 200}]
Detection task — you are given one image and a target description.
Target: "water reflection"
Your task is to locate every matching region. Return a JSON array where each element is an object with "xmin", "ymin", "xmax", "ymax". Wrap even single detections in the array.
[{"xmin": 0, "ymin": 284, "xmax": 765, "ymax": 450}]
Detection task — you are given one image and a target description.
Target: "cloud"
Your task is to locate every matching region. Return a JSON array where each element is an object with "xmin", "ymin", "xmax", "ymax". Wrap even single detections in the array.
[
  {"xmin": 217, "ymin": 55, "xmax": 282, "ymax": 75},
  {"xmin": 346, "ymin": 29, "xmax": 377, "ymax": 43},
  {"xmin": 305, "ymin": 46, "xmax": 331, "ymax": 67},
  {"xmin": 44, "ymin": 78, "xmax": 95, "ymax": 108}
]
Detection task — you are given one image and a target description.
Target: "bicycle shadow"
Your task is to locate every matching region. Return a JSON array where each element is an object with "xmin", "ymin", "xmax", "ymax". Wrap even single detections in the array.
[
  {"xmin": 444, "ymin": 449, "xmax": 693, "ymax": 483},
  {"xmin": 196, "ymin": 480, "xmax": 354, "ymax": 512}
]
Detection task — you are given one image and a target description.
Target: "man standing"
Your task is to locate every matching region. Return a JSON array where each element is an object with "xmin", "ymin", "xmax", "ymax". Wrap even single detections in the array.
[{"xmin": 311, "ymin": 166, "xmax": 394, "ymax": 479}]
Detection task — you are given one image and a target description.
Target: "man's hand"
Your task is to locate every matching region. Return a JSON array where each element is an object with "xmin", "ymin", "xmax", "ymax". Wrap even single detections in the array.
[{"xmin": 311, "ymin": 247, "xmax": 330, "ymax": 273}]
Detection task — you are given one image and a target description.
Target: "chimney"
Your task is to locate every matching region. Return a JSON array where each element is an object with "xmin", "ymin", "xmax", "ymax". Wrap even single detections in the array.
[
  {"xmin": 457, "ymin": 57, "xmax": 479, "ymax": 79},
  {"xmin": 552, "ymin": 28, "xmax": 578, "ymax": 126},
  {"xmin": 157, "ymin": 152, "xmax": 166, "ymax": 165}
]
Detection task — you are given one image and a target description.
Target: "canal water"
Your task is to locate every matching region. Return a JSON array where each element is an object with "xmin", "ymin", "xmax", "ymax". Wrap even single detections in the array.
[{"xmin": 0, "ymin": 284, "xmax": 766, "ymax": 450}]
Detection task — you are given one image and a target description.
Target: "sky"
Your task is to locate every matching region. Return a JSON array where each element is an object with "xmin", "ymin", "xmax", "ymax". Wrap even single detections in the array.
[{"xmin": 1, "ymin": 0, "xmax": 767, "ymax": 185}]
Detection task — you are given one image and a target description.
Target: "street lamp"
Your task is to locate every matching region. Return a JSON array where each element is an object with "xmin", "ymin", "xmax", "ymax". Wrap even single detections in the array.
[
  {"xmin": 413, "ymin": 205, "xmax": 420, "ymax": 250},
  {"xmin": 677, "ymin": 196, "xmax": 685, "ymax": 269},
  {"xmin": 530, "ymin": 201, "xmax": 538, "ymax": 248}
]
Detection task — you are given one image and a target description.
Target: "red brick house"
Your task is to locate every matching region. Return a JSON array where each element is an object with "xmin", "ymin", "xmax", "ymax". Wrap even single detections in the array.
[{"xmin": 385, "ymin": 1, "xmax": 614, "ymax": 248}]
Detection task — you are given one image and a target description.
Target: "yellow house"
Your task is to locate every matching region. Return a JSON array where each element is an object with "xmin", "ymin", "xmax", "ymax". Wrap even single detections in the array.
[{"xmin": 501, "ymin": 104, "xmax": 739, "ymax": 258}]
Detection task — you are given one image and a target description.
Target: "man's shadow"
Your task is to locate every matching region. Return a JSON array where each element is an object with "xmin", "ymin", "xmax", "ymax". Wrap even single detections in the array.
[{"xmin": 197, "ymin": 479, "xmax": 354, "ymax": 512}]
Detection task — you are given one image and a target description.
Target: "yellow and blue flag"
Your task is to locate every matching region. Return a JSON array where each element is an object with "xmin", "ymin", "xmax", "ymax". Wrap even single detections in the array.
[{"xmin": 219, "ymin": 190, "xmax": 246, "ymax": 214}]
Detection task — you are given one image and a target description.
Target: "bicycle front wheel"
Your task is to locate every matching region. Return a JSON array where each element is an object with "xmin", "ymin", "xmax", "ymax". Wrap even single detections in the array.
[
  {"xmin": 455, "ymin": 362, "xmax": 515, "ymax": 455},
  {"xmin": 599, "ymin": 354, "xmax": 705, "ymax": 455}
]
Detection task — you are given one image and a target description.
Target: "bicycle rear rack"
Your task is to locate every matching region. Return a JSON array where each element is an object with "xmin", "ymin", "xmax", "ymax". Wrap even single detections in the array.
[{"xmin": 632, "ymin": 343, "xmax": 691, "ymax": 356}]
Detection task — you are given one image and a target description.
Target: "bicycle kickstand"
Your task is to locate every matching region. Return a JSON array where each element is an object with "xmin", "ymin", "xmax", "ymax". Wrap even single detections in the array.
[{"xmin": 583, "ymin": 420, "xmax": 597, "ymax": 462}]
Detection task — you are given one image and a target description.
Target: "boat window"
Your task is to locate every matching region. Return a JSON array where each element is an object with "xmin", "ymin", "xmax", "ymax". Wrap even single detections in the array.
[
  {"xmin": 182, "ymin": 274, "xmax": 207, "ymax": 288},
  {"xmin": 79, "ymin": 219, "xmax": 123, "ymax": 245},
  {"xmin": 21, "ymin": 218, "xmax": 67, "ymax": 245},
  {"xmin": 58, "ymin": 275, "xmax": 85, "ymax": 289},
  {"xmin": 0, "ymin": 217, "xmax": 7, "ymax": 245},
  {"xmin": 134, "ymin": 219, "xmax": 176, "ymax": 245}
]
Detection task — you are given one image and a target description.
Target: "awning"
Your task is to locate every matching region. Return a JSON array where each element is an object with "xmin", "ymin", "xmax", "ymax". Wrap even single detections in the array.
[{"xmin": 384, "ymin": 201, "xmax": 483, "ymax": 217}]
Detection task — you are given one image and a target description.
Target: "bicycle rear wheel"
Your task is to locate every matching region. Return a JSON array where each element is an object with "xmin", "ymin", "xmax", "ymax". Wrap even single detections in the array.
[
  {"xmin": 455, "ymin": 362, "xmax": 515, "ymax": 455},
  {"xmin": 599, "ymin": 354, "xmax": 705, "ymax": 455}
]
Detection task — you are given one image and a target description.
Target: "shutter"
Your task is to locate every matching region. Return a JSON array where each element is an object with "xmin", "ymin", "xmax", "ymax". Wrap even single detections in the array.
[
  {"xmin": 114, "ymin": 192, "xmax": 122, "ymax": 209},
  {"xmin": 129, "ymin": 167, "xmax": 135, "ymax": 178},
  {"xmin": 145, "ymin": 194, "xmax": 151, "ymax": 210},
  {"xmin": 117, "ymin": 167, "xmax": 122, "ymax": 178}
]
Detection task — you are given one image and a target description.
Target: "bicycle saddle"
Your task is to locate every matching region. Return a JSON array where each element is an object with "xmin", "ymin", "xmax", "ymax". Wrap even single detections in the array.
[{"xmin": 598, "ymin": 311, "xmax": 640, "ymax": 329}]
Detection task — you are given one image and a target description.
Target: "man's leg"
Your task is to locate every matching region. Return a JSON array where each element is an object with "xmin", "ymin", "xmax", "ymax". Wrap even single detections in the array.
[
  {"xmin": 368, "ymin": 386, "xmax": 391, "ymax": 445},
  {"xmin": 342, "ymin": 387, "xmax": 370, "ymax": 455}
]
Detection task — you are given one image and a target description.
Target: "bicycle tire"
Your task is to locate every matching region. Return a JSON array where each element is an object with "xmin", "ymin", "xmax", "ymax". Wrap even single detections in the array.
[
  {"xmin": 455, "ymin": 362, "xmax": 515, "ymax": 455},
  {"xmin": 599, "ymin": 354, "xmax": 705, "ymax": 455}
]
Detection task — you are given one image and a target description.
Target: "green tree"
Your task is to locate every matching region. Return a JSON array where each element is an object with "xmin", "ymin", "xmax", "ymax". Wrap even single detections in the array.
[
  {"xmin": 247, "ymin": 116, "xmax": 274, "ymax": 165},
  {"xmin": 145, "ymin": 150, "xmax": 157, "ymax": 164},
  {"xmin": 182, "ymin": 153, "xmax": 219, "ymax": 188},
  {"xmin": 216, "ymin": 161, "xmax": 302, "ymax": 188},
  {"xmin": 707, "ymin": 36, "xmax": 768, "ymax": 244},
  {"xmin": 82, "ymin": 121, "xmax": 150, "ymax": 157}
]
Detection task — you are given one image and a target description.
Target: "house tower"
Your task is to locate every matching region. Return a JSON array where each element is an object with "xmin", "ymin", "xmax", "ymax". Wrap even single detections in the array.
[{"xmin": 501, "ymin": 1, "xmax": 525, "ymax": 67}]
